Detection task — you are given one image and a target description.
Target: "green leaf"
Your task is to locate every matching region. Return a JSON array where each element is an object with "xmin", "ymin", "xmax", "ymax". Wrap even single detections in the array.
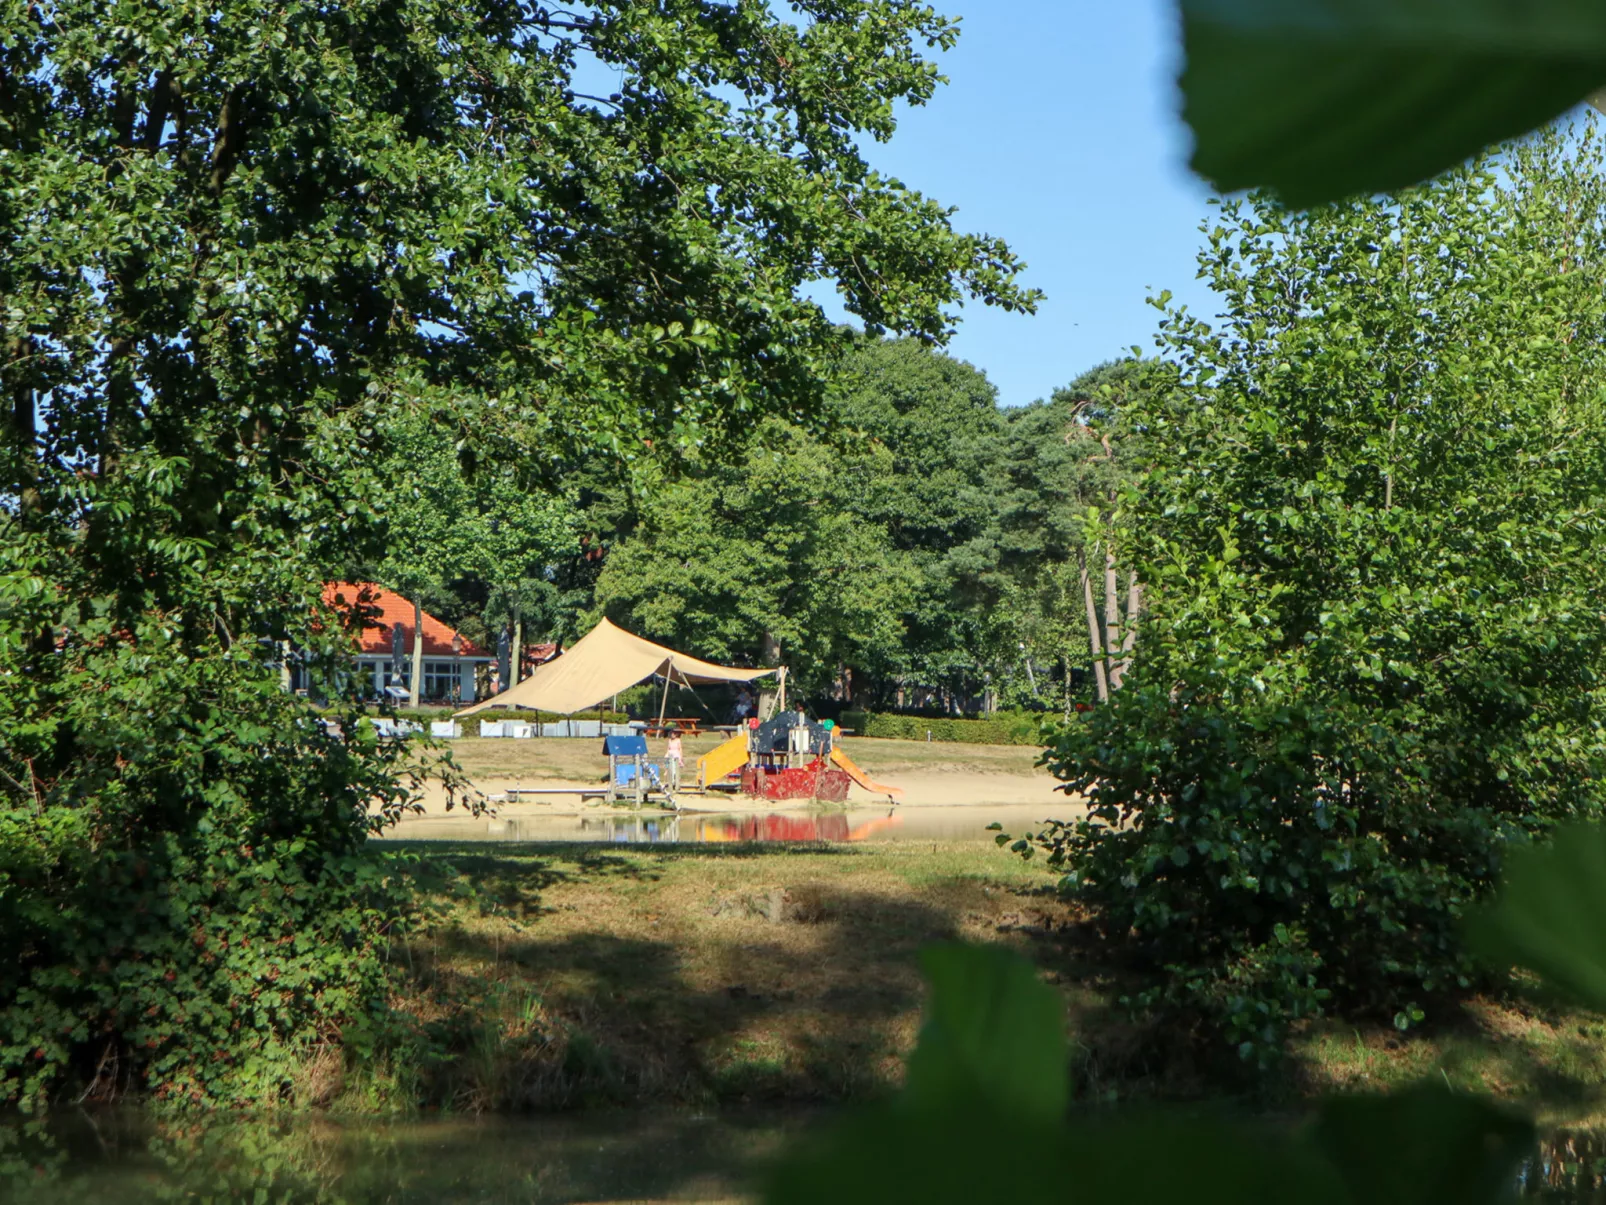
[
  {"xmin": 900, "ymin": 943, "xmax": 1067, "ymax": 1122},
  {"xmin": 764, "ymin": 1106, "xmax": 1345, "ymax": 1205},
  {"xmin": 1468, "ymin": 823, "xmax": 1606, "ymax": 1012},
  {"xmin": 1179, "ymin": 0, "xmax": 1606, "ymax": 204},
  {"xmin": 1308, "ymin": 1081, "xmax": 1535, "ymax": 1205}
]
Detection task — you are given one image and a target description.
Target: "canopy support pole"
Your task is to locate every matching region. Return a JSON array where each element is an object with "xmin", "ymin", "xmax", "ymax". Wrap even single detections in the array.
[{"xmin": 657, "ymin": 672, "xmax": 671, "ymax": 730}]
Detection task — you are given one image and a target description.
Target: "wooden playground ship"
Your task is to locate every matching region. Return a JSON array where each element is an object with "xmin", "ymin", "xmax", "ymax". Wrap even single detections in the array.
[{"xmin": 696, "ymin": 711, "xmax": 900, "ymax": 804}]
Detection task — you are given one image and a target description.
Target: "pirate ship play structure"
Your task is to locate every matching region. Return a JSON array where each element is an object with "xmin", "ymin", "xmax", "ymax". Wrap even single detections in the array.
[
  {"xmin": 695, "ymin": 710, "xmax": 901, "ymax": 803},
  {"xmin": 457, "ymin": 618, "xmax": 901, "ymax": 807}
]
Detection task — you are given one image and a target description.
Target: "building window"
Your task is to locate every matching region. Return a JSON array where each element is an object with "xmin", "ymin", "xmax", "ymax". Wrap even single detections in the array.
[{"xmin": 423, "ymin": 660, "xmax": 461, "ymax": 702}]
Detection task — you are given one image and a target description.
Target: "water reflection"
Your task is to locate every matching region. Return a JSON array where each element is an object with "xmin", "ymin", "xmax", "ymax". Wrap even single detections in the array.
[
  {"xmin": 1526, "ymin": 1130, "xmax": 1606, "ymax": 1200},
  {"xmin": 1, "ymin": 1109, "xmax": 800, "ymax": 1203},
  {"xmin": 569, "ymin": 810, "xmax": 905, "ymax": 844},
  {"xmin": 406, "ymin": 803, "xmax": 1059, "ymax": 846},
  {"xmin": 9, "ymin": 1109, "xmax": 1606, "ymax": 1201}
]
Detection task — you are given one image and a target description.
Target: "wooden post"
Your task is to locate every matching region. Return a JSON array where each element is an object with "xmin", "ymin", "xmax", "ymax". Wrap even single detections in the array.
[{"xmin": 408, "ymin": 597, "xmax": 424, "ymax": 708}]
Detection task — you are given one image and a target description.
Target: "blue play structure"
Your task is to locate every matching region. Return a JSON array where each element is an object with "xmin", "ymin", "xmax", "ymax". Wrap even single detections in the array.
[{"xmin": 602, "ymin": 733, "xmax": 665, "ymax": 804}]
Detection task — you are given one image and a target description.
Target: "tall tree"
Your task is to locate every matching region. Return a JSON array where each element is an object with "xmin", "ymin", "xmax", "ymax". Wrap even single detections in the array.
[
  {"xmin": 827, "ymin": 337, "xmax": 1012, "ymax": 702},
  {"xmin": 362, "ymin": 410, "xmax": 579, "ymax": 699},
  {"xmin": 993, "ymin": 359, "xmax": 1166, "ymax": 709},
  {"xmin": 591, "ymin": 418, "xmax": 915, "ymax": 694},
  {"xmin": 0, "ymin": 0, "xmax": 1031, "ymax": 1106}
]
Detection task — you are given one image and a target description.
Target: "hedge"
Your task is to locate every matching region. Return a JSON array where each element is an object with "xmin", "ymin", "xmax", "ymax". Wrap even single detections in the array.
[{"xmin": 841, "ymin": 710, "xmax": 1049, "ymax": 746}]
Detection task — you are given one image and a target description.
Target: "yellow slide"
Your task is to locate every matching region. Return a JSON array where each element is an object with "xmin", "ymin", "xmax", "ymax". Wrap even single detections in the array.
[
  {"xmin": 829, "ymin": 746, "xmax": 903, "ymax": 800},
  {"xmin": 696, "ymin": 734, "xmax": 749, "ymax": 788}
]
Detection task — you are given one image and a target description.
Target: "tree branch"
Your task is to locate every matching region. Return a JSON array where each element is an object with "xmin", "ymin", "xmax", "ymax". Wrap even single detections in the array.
[{"xmin": 209, "ymin": 87, "xmax": 247, "ymax": 198}]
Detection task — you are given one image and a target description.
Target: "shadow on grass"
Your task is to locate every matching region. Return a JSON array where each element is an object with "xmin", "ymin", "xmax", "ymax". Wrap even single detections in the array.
[
  {"xmin": 1268, "ymin": 973, "xmax": 1606, "ymax": 1117},
  {"xmin": 386, "ymin": 848, "xmax": 990, "ymax": 1111}
]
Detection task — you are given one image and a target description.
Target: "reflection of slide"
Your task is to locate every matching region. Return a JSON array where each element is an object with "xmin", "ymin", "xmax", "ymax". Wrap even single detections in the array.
[
  {"xmin": 829, "ymin": 747, "xmax": 903, "ymax": 800},
  {"xmin": 697, "ymin": 734, "xmax": 749, "ymax": 788}
]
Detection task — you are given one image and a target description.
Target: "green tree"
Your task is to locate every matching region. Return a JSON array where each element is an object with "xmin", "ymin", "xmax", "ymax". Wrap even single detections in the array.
[
  {"xmin": 993, "ymin": 359, "xmax": 1169, "ymax": 711},
  {"xmin": 591, "ymin": 419, "xmax": 915, "ymax": 695},
  {"xmin": 827, "ymin": 337, "xmax": 1012, "ymax": 706},
  {"xmin": 362, "ymin": 410, "xmax": 578, "ymax": 695},
  {"xmin": 1026, "ymin": 124, "xmax": 1606, "ymax": 1063},
  {"xmin": 0, "ymin": 0, "xmax": 1030, "ymax": 1106}
]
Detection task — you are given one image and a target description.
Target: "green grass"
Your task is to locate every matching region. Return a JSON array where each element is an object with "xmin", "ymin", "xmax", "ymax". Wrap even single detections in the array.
[{"xmin": 336, "ymin": 839, "xmax": 1606, "ymax": 1118}]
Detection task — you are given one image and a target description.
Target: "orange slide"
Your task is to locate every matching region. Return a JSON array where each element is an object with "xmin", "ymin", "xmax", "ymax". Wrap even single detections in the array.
[{"xmin": 829, "ymin": 746, "xmax": 903, "ymax": 800}]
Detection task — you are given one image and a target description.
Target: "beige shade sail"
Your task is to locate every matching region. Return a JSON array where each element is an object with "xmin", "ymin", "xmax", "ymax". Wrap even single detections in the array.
[{"xmin": 455, "ymin": 617, "xmax": 776, "ymax": 717}]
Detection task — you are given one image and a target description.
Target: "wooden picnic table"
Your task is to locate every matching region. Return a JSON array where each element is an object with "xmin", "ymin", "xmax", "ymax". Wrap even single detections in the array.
[{"xmin": 645, "ymin": 716, "xmax": 703, "ymax": 737}]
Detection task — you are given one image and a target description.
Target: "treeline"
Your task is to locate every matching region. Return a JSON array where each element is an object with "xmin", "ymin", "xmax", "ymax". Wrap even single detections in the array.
[{"xmin": 370, "ymin": 338, "xmax": 1167, "ymax": 713}]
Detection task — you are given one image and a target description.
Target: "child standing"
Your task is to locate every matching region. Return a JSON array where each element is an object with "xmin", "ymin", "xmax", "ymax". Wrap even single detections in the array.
[{"xmin": 664, "ymin": 725, "xmax": 683, "ymax": 791}]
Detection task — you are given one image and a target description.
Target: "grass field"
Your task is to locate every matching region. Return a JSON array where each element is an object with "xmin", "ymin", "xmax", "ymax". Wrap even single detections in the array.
[{"xmin": 340, "ymin": 838, "xmax": 1606, "ymax": 1122}]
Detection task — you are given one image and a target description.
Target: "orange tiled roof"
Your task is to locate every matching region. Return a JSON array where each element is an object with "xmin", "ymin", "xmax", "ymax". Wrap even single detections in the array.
[{"xmin": 323, "ymin": 582, "xmax": 484, "ymax": 658}]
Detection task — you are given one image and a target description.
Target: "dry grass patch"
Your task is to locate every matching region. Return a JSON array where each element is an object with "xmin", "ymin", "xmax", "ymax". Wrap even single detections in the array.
[
  {"xmin": 1296, "ymin": 1000, "xmax": 1606, "ymax": 1121},
  {"xmin": 344, "ymin": 839, "xmax": 1606, "ymax": 1117},
  {"xmin": 360, "ymin": 840, "xmax": 1074, "ymax": 1112}
]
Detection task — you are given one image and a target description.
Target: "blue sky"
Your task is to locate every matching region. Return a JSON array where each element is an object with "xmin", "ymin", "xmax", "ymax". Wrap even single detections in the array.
[{"xmin": 826, "ymin": 0, "xmax": 1220, "ymax": 409}]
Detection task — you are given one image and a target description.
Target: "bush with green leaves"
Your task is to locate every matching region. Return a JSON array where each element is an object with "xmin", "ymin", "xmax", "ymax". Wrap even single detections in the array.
[
  {"xmin": 1021, "ymin": 125, "xmax": 1606, "ymax": 1063},
  {"xmin": 0, "ymin": 604, "xmax": 440, "ymax": 1108}
]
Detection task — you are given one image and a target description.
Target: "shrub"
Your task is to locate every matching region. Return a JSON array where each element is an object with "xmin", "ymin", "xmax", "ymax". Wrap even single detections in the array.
[{"xmin": 0, "ymin": 613, "xmax": 456, "ymax": 1108}]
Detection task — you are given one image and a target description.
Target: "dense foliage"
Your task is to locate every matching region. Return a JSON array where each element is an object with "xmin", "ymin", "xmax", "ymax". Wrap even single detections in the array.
[
  {"xmin": 1024, "ymin": 126, "xmax": 1606, "ymax": 1062},
  {"xmin": 399, "ymin": 336, "xmax": 1151, "ymax": 712},
  {"xmin": 0, "ymin": 0, "xmax": 1030, "ymax": 1106}
]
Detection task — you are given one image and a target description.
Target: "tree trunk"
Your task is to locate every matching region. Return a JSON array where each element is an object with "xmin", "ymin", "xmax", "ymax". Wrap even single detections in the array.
[
  {"xmin": 1109, "ymin": 576, "xmax": 1142, "ymax": 691},
  {"xmin": 408, "ymin": 598, "xmax": 424, "ymax": 708},
  {"xmin": 1102, "ymin": 550, "xmax": 1121, "ymax": 663},
  {"xmin": 1079, "ymin": 549, "xmax": 1110, "ymax": 704},
  {"xmin": 511, "ymin": 611, "xmax": 523, "ymax": 687}
]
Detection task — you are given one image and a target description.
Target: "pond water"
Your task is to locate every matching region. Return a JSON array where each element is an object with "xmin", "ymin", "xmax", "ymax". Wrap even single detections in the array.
[
  {"xmin": 1, "ymin": 1109, "xmax": 806, "ymax": 1203},
  {"xmin": 9, "ymin": 1110, "xmax": 1606, "ymax": 1202},
  {"xmin": 392, "ymin": 803, "xmax": 1057, "ymax": 845}
]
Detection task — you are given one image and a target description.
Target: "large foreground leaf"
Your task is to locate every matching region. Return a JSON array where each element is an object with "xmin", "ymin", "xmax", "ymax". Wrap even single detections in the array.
[
  {"xmin": 1310, "ymin": 1083, "xmax": 1535, "ymax": 1205},
  {"xmin": 1469, "ymin": 824, "xmax": 1606, "ymax": 1013},
  {"xmin": 900, "ymin": 943, "xmax": 1068, "ymax": 1121},
  {"xmin": 1180, "ymin": 0, "xmax": 1606, "ymax": 204}
]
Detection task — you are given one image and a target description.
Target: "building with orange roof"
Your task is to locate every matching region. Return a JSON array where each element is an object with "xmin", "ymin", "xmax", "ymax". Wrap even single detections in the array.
[{"xmin": 317, "ymin": 582, "xmax": 493, "ymax": 704}]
